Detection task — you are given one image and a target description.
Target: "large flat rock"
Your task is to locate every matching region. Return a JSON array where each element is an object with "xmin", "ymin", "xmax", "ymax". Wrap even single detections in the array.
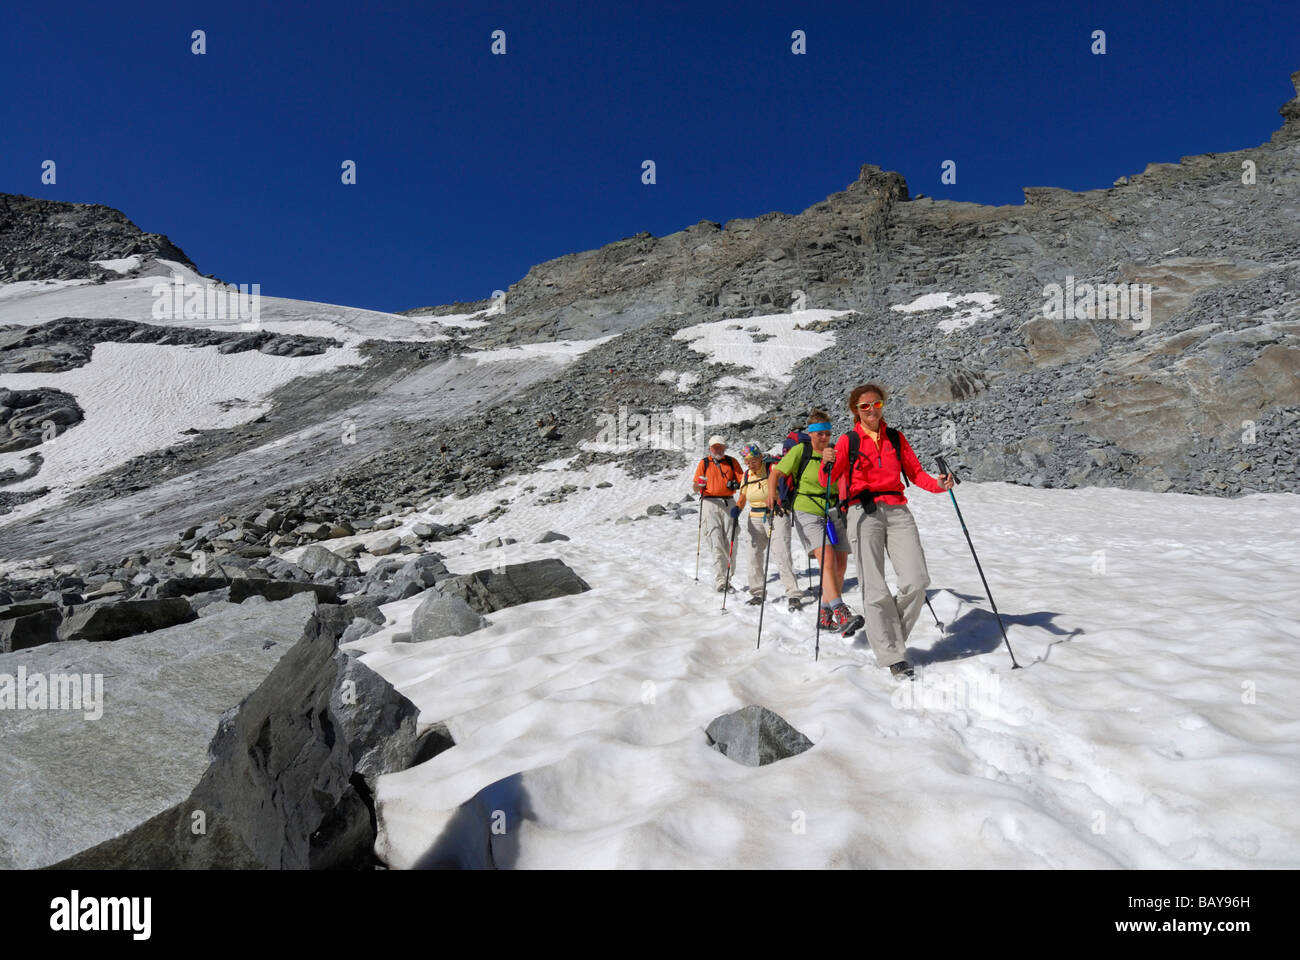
[{"xmin": 0, "ymin": 591, "xmax": 319, "ymax": 869}]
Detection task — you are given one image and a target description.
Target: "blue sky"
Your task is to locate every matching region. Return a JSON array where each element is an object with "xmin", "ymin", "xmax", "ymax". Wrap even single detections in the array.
[{"xmin": 2, "ymin": 0, "xmax": 1297, "ymax": 312}]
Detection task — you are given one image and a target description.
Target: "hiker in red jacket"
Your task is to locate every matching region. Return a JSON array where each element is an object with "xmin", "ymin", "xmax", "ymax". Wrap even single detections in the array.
[{"xmin": 824, "ymin": 383, "xmax": 953, "ymax": 678}]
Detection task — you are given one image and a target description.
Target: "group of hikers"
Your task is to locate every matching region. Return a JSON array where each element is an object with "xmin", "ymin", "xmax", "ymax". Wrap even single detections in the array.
[{"xmin": 691, "ymin": 382, "xmax": 955, "ymax": 679}]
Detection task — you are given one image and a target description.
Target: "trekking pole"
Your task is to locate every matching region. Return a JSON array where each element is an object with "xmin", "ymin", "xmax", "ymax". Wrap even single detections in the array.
[
  {"xmin": 756, "ymin": 510, "xmax": 775, "ymax": 650},
  {"xmin": 935, "ymin": 456, "xmax": 1020, "ymax": 669},
  {"xmin": 694, "ymin": 493, "xmax": 704, "ymax": 582},
  {"xmin": 721, "ymin": 513, "xmax": 740, "ymax": 610},
  {"xmin": 813, "ymin": 469, "xmax": 833, "ymax": 662},
  {"xmin": 925, "ymin": 596, "xmax": 944, "ymax": 633}
]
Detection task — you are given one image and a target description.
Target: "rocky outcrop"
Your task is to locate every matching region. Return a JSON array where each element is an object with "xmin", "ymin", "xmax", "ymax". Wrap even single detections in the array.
[
  {"xmin": 0, "ymin": 317, "xmax": 342, "ymax": 375},
  {"xmin": 0, "ymin": 603, "xmax": 61, "ymax": 652},
  {"xmin": 5, "ymin": 591, "xmax": 424, "ymax": 870},
  {"xmin": 56, "ymin": 597, "xmax": 196, "ymax": 642},
  {"xmin": 0, "ymin": 193, "xmax": 197, "ymax": 283},
  {"xmin": 0, "ymin": 593, "xmax": 318, "ymax": 868},
  {"xmin": 446, "ymin": 165, "xmax": 909, "ymax": 345},
  {"xmin": 0, "ymin": 387, "xmax": 84, "ymax": 453}
]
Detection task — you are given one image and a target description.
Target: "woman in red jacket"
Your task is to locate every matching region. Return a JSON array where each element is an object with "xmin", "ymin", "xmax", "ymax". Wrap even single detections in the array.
[{"xmin": 823, "ymin": 383, "xmax": 953, "ymax": 678}]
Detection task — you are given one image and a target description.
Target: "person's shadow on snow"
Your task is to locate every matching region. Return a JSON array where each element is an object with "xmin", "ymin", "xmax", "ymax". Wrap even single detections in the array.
[
  {"xmin": 412, "ymin": 772, "xmax": 531, "ymax": 869},
  {"xmin": 905, "ymin": 589, "xmax": 1083, "ymax": 667}
]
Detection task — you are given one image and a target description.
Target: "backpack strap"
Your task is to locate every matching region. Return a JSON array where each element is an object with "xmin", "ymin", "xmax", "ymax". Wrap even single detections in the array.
[
  {"xmin": 793, "ymin": 439, "xmax": 816, "ymax": 492},
  {"xmin": 886, "ymin": 426, "xmax": 910, "ymax": 487}
]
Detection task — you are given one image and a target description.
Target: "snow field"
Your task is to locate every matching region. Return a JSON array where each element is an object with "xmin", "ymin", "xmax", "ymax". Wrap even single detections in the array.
[{"xmin": 333, "ymin": 459, "xmax": 1300, "ymax": 868}]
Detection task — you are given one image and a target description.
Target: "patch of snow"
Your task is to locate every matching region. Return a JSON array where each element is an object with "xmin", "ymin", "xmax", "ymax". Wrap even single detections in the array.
[
  {"xmin": 674, "ymin": 310, "xmax": 846, "ymax": 384},
  {"xmin": 415, "ymin": 312, "xmax": 489, "ymax": 329},
  {"xmin": 468, "ymin": 336, "xmax": 615, "ymax": 365},
  {"xmin": 891, "ymin": 292, "xmax": 1003, "ymax": 334},
  {"xmin": 656, "ymin": 370, "xmax": 700, "ymax": 393},
  {"xmin": 672, "ymin": 309, "xmax": 849, "ymax": 428},
  {"xmin": 91, "ymin": 255, "xmax": 142, "ymax": 274}
]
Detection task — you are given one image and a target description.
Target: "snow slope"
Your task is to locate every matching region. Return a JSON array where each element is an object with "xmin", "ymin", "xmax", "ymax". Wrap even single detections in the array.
[
  {"xmin": 0, "ymin": 260, "xmax": 447, "ymax": 345},
  {"xmin": 333, "ymin": 463, "xmax": 1300, "ymax": 868},
  {"xmin": 0, "ymin": 340, "xmax": 367, "ymax": 524}
]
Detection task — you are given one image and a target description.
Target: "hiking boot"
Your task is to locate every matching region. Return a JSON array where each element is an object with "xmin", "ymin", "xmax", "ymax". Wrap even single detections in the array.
[
  {"xmin": 830, "ymin": 604, "xmax": 856, "ymax": 630},
  {"xmin": 890, "ymin": 660, "xmax": 914, "ymax": 679},
  {"xmin": 817, "ymin": 606, "xmax": 834, "ymax": 629},
  {"xmin": 787, "ymin": 596, "xmax": 805, "ymax": 612},
  {"xmin": 746, "ymin": 594, "xmax": 764, "ymax": 605}
]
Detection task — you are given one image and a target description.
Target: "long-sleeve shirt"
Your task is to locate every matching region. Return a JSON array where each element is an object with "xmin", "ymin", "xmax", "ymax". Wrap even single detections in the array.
[{"xmin": 822, "ymin": 419, "xmax": 944, "ymax": 506}]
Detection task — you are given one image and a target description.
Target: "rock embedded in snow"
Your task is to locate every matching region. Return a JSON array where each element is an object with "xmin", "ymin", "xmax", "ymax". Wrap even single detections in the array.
[
  {"xmin": 437, "ymin": 559, "xmax": 591, "ymax": 615},
  {"xmin": 340, "ymin": 617, "xmax": 381, "ymax": 645},
  {"xmin": 536, "ymin": 530, "xmax": 570, "ymax": 543},
  {"xmin": 407, "ymin": 592, "xmax": 488, "ymax": 643},
  {"xmin": 705, "ymin": 706, "xmax": 814, "ymax": 767},
  {"xmin": 330, "ymin": 654, "xmax": 420, "ymax": 791}
]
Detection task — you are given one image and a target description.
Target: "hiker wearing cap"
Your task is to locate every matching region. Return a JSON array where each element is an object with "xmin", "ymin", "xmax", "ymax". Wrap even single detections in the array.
[
  {"xmin": 767, "ymin": 410, "xmax": 854, "ymax": 631},
  {"xmin": 733, "ymin": 442, "xmax": 799, "ymax": 606},
  {"xmin": 825, "ymin": 383, "xmax": 953, "ymax": 678},
  {"xmin": 692, "ymin": 435, "xmax": 743, "ymax": 592}
]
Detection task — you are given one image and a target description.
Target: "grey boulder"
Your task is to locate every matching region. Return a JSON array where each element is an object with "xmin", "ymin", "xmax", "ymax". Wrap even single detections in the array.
[
  {"xmin": 40, "ymin": 592, "xmax": 422, "ymax": 869},
  {"xmin": 56, "ymin": 597, "xmax": 196, "ymax": 643},
  {"xmin": 407, "ymin": 592, "xmax": 488, "ymax": 643},
  {"xmin": 228, "ymin": 579, "xmax": 339, "ymax": 604},
  {"xmin": 297, "ymin": 544, "xmax": 361, "ymax": 580},
  {"xmin": 705, "ymin": 706, "xmax": 814, "ymax": 767},
  {"xmin": 438, "ymin": 558, "xmax": 590, "ymax": 615}
]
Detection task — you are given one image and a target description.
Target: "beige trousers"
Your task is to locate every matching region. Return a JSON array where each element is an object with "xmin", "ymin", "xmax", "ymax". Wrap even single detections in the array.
[{"xmin": 845, "ymin": 503, "xmax": 930, "ymax": 667}]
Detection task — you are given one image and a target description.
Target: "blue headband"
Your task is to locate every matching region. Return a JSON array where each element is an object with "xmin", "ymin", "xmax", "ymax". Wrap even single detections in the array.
[{"xmin": 807, "ymin": 422, "xmax": 832, "ymax": 432}]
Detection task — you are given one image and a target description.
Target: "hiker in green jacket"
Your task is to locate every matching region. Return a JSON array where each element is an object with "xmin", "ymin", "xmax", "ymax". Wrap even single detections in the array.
[{"xmin": 766, "ymin": 409, "xmax": 854, "ymax": 632}]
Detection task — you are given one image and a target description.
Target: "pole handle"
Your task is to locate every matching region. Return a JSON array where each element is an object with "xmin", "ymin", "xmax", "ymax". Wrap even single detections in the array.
[{"xmin": 935, "ymin": 454, "xmax": 960, "ymax": 485}]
